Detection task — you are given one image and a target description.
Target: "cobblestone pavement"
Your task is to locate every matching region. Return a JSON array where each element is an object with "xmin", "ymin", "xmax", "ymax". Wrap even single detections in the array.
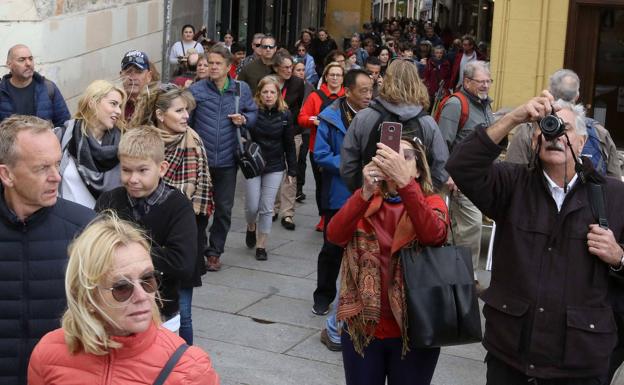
[{"xmin": 192, "ymin": 172, "xmax": 490, "ymax": 385}]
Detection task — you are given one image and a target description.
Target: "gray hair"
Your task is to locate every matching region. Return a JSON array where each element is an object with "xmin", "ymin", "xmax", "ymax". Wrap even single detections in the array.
[
  {"xmin": 554, "ymin": 98, "xmax": 586, "ymax": 136},
  {"xmin": 549, "ymin": 69, "xmax": 580, "ymax": 103},
  {"xmin": 0, "ymin": 115, "xmax": 52, "ymax": 166},
  {"xmin": 463, "ymin": 60, "xmax": 490, "ymax": 79}
]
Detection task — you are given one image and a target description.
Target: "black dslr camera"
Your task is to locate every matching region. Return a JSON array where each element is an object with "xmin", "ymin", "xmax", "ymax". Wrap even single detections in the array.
[{"xmin": 539, "ymin": 111, "xmax": 565, "ymax": 141}]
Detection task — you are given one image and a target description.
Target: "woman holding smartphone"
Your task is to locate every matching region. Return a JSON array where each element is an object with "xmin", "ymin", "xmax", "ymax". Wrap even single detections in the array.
[{"xmin": 327, "ymin": 138, "xmax": 448, "ymax": 385}]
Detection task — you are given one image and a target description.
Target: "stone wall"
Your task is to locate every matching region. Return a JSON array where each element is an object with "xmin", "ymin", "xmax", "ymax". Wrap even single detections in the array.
[{"xmin": 0, "ymin": 0, "xmax": 163, "ymax": 113}]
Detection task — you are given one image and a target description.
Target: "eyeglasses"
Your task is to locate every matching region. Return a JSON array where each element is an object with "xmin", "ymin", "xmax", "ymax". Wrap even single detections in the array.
[
  {"xmin": 467, "ymin": 78, "xmax": 493, "ymax": 86},
  {"xmin": 261, "ymin": 44, "xmax": 276, "ymax": 50},
  {"xmin": 101, "ymin": 270, "xmax": 162, "ymax": 302},
  {"xmin": 254, "ymin": 43, "xmax": 262, "ymax": 48},
  {"xmin": 403, "ymin": 149, "xmax": 418, "ymax": 161}
]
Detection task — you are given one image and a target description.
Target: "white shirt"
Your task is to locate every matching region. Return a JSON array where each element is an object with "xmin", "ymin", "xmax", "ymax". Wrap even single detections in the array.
[
  {"xmin": 60, "ymin": 157, "xmax": 96, "ymax": 209},
  {"xmin": 169, "ymin": 40, "xmax": 205, "ymax": 64},
  {"xmin": 543, "ymin": 171, "xmax": 578, "ymax": 212}
]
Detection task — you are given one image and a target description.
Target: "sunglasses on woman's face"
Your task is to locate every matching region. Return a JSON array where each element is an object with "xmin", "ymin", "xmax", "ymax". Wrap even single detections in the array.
[{"xmin": 101, "ymin": 270, "xmax": 162, "ymax": 302}]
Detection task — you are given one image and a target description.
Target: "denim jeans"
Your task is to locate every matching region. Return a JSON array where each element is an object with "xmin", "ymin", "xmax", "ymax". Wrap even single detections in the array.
[
  {"xmin": 325, "ymin": 281, "xmax": 343, "ymax": 345},
  {"xmin": 245, "ymin": 171, "xmax": 284, "ymax": 234},
  {"xmin": 206, "ymin": 166, "xmax": 238, "ymax": 257},
  {"xmin": 178, "ymin": 287, "xmax": 193, "ymax": 345}
]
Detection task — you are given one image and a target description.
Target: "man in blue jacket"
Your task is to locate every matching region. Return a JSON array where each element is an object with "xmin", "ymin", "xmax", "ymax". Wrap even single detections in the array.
[
  {"xmin": 0, "ymin": 115, "xmax": 94, "ymax": 385},
  {"xmin": 0, "ymin": 45, "xmax": 70, "ymax": 127},
  {"xmin": 189, "ymin": 45, "xmax": 258, "ymax": 272},
  {"xmin": 312, "ymin": 69, "xmax": 373, "ymax": 350}
]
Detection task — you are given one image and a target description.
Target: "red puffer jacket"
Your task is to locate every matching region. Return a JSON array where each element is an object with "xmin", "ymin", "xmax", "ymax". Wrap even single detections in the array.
[{"xmin": 28, "ymin": 322, "xmax": 219, "ymax": 385}]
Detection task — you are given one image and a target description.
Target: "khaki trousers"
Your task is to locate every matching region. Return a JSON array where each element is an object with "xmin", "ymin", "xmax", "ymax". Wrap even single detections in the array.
[
  {"xmin": 449, "ymin": 191, "xmax": 483, "ymax": 279},
  {"xmin": 274, "ymin": 134, "xmax": 302, "ymax": 218}
]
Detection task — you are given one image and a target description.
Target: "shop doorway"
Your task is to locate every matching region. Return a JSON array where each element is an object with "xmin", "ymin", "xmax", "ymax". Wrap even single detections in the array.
[{"xmin": 565, "ymin": 0, "xmax": 624, "ymax": 146}]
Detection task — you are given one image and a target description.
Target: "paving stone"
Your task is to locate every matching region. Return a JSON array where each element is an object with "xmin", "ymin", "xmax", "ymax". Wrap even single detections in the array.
[
  {"xmin": 204, "ymin": 266, "xmax": 316, "ymax": 300},
  {"xmin": 270, "ymin": 239, "xmax": 325, "ymax": 261},
  {"xmin": 432, "ymin": 352, "xmax": 486, "ymax": 385},
  {"xmin": 286, "ymin": 330, "xmax": 344, "ymax": 366},
  {"xmin": 195, "ymin": 336, "xmax": 345, "ymax": 385},
  {"xmin": 193, "ymin": 282, "xmax": 267, "ymax": 313},
  {"xmin": 220, "ymin": 247, "xmax": 317, "ymax": 278},
  {"xmin": 442, "ymin": 343, "xmax": 487, "ymax": 363},
  {"xmin": 194, "ymin": 308, "xmax": 314, "ymax": 354},
  {"xmin": 239, "ymin": 295, "xmax": 325, "ymax": 329}
]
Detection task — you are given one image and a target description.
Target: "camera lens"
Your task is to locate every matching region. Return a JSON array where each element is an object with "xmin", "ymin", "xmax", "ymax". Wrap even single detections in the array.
[{"xmin": 539, "ymin": 114, "xmax": 565, "ymax": 141}]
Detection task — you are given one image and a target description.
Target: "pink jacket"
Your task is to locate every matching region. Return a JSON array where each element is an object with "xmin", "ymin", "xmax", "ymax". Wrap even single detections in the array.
[{"xmin": 28, "ymin": 323, "xmax": 219, "ymax": 385}]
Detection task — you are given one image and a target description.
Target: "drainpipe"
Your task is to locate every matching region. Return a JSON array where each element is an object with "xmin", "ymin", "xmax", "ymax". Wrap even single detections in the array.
[{"xmin": 162, "ymin": 0, "xmax": 173, "ymax": 82}]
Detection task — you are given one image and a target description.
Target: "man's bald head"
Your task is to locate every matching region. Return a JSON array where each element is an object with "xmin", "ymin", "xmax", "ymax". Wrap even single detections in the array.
[{"xmin": 7, "ymin": 44, "xmax": 30, "ymax": 61}]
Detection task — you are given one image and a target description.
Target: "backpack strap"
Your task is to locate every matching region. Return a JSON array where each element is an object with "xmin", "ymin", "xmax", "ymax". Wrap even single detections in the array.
[
  {"xmin": 152, "ymin": 344, "xmax": 190, "ymax": 385},
  {"xmin": 43, "ymin": 78, "xmax": 55, "ymax": 101},
  {"xmin": 433, "ymin": 91, "xmax": 469, "ymax": 129},
  {"xmin": 314, "ymin": 89, "xmax": 331, "ymax": 109},
  {"xmin": 454, "ymin": 92, "xmax": 470, "ymax": 129},
  {"xmin": 365, "ymin": 102, "xmax": 427, "ymax": 164}
]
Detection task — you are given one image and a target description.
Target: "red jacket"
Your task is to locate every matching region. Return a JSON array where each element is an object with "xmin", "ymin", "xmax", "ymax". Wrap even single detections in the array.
[
  {"xmin": 328, "ymin": 181, "xmax": 449, "ymax": 337},
  {"xmin": 297, "ymin": 83, "xmax": 345, "ymax": 152},
  {"xmin": 423, "ymin": 58, "xmax": 451, "ymax": 98},
  {"xmin": 449, "ymin": 49, "xmax": 486, "ymax": 91},
  {"xmin": 28, "ymin": 323, "xmax": 219, "ymax": 385}
]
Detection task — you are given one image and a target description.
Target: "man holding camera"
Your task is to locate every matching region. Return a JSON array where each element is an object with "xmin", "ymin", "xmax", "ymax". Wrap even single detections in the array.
[
  {"xmin": 446, "ymin": 91, "xmax": 624, "ymax": 384},
  {"xmin": 438, "ymin": 60, "xmax": 494, "ymax": 292}
]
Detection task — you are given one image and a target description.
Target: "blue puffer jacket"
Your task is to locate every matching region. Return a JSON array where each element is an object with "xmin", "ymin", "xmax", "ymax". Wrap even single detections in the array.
[
  {"xmin": 314, "ymin": 98, "xmax": 352, "ymax": 211},
  {"xmin": 0, "ymin": 72, "xmax": 70, "ymax": 127},
  {"xmin": 0, "ymin": 189, "xmax": 94, "ymax": 384},
  {"xmin": 189, "ymin": 78, "xmax": 258, "ymax": 168}
]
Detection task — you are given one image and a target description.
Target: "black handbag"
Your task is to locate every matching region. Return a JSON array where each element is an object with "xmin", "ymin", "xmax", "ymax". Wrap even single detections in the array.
[
  {"xmin": 400, "ymin": 242, "xmax": 482, "ymax": 348},
  {"xmin": 235, "ymin": 127, "xmax": 266, "ymax": 179},
  {"xmin": 231, "ymin": 80, "xmax": 265, "ymax": 179}
]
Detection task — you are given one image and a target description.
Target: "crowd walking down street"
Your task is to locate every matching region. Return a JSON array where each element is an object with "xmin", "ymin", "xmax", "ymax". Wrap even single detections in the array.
[{"xmin": 2, "ymin": 13, "xmax": 624, "ymax": 385}]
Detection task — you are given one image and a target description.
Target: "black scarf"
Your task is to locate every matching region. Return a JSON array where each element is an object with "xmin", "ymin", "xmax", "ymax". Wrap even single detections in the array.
[{"xmin": 67, "ymin": 120, "xmax": 121, "ymax": 198}]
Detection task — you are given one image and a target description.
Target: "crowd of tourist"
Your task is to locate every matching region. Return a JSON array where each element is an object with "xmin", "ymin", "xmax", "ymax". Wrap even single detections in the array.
[{"xmin": 1, "ymin": 15, "xmax": 624, "ymax": 385}]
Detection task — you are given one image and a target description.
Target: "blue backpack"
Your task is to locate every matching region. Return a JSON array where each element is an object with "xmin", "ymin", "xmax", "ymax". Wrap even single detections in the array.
[{"xmin": 581, "ymin": 118, "xmax": 606, "ymax": 176}]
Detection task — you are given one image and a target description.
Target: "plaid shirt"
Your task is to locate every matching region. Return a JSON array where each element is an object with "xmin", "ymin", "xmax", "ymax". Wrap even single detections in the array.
[
  {"xmin": 162, "ymin": 129, "xmax": 214, "ymax": 217},
  {"xmin": 127, "ymin": 180, "xmax": 174, "ymax": 220}
]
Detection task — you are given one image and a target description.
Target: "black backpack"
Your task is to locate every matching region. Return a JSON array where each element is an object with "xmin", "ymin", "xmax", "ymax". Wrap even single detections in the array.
[{"xmin": 363, "ymin": 102, "xmax": 431, "ymax": 166}]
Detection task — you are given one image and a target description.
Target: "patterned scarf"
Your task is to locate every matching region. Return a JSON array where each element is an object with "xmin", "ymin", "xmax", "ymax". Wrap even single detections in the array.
[
  {"xmin": 336, "ymin": 195, "xmax": 412, "ymax": 357},
  {"xmin": 156, "ymin": 127, "xmax": 214, "ymax": 216}
]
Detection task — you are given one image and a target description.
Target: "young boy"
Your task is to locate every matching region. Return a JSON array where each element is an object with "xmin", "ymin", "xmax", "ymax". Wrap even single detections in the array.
[{"xmin": 95, "ymin": 126, "xmax": 197, "ymax": 333}]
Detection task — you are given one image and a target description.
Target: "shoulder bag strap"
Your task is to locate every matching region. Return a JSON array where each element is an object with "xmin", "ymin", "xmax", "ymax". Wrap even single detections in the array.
[
  {"xmin": 588, "ymin": 182, "xmax": 609, "ymax": 229},
  {"xmin": 152, "ymin": 343, "xmax": 190, "ymax": 385}
]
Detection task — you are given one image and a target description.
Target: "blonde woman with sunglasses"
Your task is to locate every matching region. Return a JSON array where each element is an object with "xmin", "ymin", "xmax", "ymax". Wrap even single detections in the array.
[{"xmin": 28, "ymin": 213, "xmax": 219, "ymax": 385}]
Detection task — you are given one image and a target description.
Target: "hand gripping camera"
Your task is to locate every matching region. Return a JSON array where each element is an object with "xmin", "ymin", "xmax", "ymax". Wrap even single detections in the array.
[{"xmin": 539, "ymin": 111, "xmax": 565, "ymax": 141}]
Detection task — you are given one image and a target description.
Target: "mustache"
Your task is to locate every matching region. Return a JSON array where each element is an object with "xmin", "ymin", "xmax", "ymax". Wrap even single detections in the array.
[{"xmin": 545, "ymin": 141, "xmax": 565, "ymax": 152}]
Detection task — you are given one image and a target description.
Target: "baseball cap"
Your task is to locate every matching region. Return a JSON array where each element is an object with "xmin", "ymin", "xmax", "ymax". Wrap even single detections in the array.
[{"xmin": 121, "ymin": 50, "xmax": 150, "ymax": 71}]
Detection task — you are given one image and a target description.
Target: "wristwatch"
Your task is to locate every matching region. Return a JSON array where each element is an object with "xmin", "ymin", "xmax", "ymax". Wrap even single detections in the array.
[{"xmin": 610, "ymin": 253, "xmax": 624, "ymax": 272}]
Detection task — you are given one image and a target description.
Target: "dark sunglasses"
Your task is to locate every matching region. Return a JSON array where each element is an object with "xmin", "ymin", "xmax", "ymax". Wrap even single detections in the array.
[
  {"xmin": 262, "ymin": 44, "xmax": 276, "ymax": 50},
  {"xmin": 102, "ymin": 270, "xmax": 163, "ymax": 302},
  {"xmin": 254, "ymin": 43, "xmax": 262, "ymax": 48}
]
